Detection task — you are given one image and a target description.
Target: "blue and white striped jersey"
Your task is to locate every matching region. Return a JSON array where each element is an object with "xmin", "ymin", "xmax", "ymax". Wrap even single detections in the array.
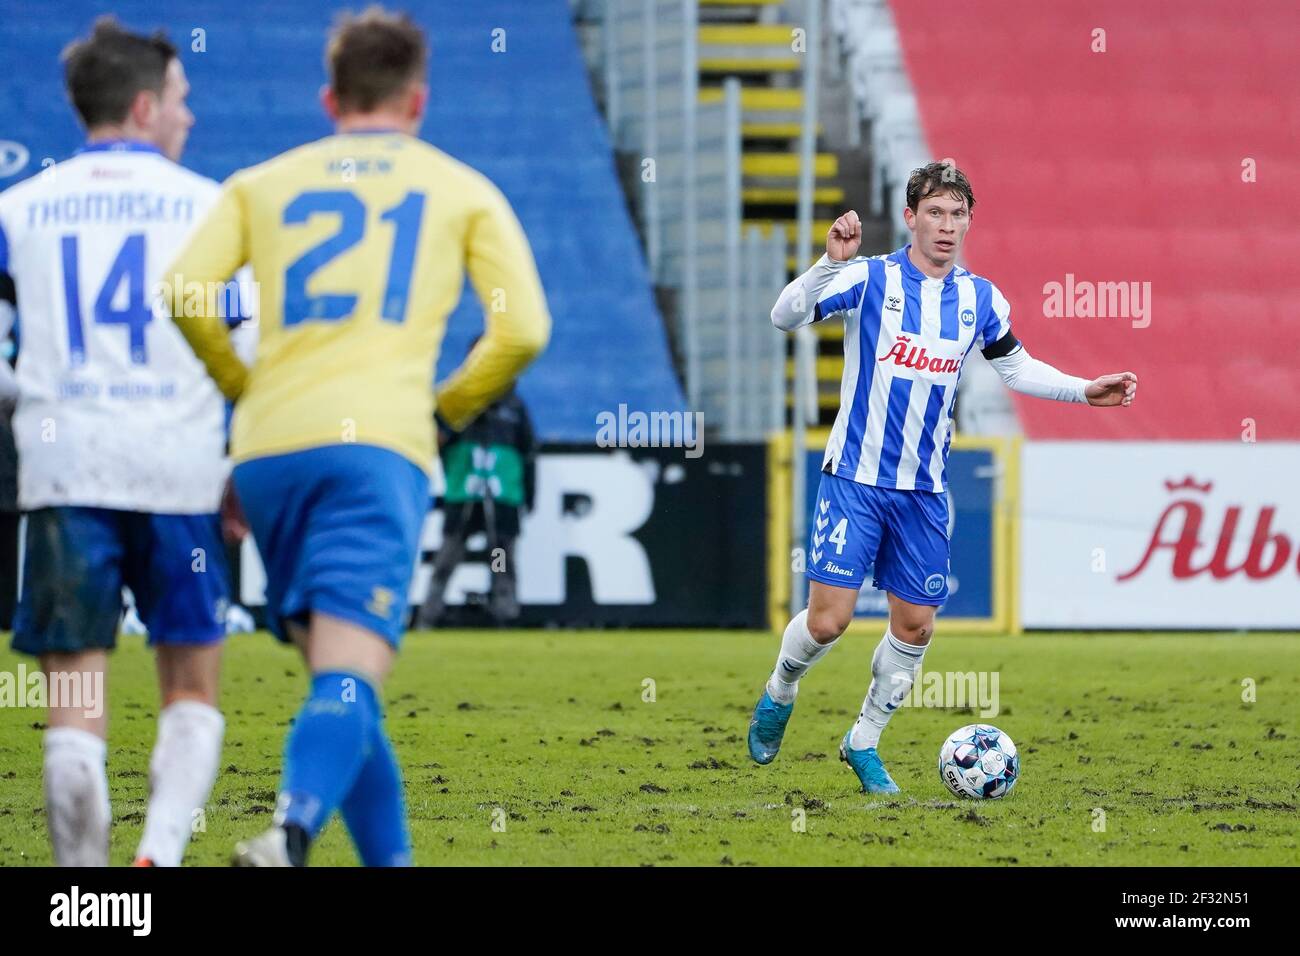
[{"xmin": 814, "ymin": 245, "xmax": 1016, "ymax": 493}]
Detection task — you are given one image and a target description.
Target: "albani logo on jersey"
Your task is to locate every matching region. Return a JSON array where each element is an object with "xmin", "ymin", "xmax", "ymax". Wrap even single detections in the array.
[{"xmin": 878, "ymin": 334, "xmax": 962, "ymax": 375}]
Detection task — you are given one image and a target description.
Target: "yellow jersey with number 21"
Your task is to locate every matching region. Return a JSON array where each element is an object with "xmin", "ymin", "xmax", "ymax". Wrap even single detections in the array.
[{"xmin": 165, "ymin": 130, "xmax": 551, "ymax": 473}]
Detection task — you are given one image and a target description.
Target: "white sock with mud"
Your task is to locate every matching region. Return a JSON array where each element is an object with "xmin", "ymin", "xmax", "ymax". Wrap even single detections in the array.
[
  {"xmin": 136, "ymin": 700, "xmax": 225, "ymax": 867},
  {"xmin": 44, "ymin": 727, "xmax": 111, "ymax": 867},
  {"xmin": 850, "ymin": 629, "xmax": 928, "ymax": 749},
  {"xmin": 765, "ymin": 609, "xmax": 837, "ymax": 704}
]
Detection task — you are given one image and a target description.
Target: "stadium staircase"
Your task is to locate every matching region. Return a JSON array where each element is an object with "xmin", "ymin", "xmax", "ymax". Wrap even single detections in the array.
[
  {"xmin": 885, "ymin": 0, "xmax": 1300, "ymax": 439},
  {"xmin": 586, "ymin": 0, "xmax": 890, "ymax": 428},
  {"xmin": 697, "ymin": 2, "xmax": 849, "ymax": 426},
  {"xmin": 0, "ymin": 0, "xmax": 687, "ymax": 441}
]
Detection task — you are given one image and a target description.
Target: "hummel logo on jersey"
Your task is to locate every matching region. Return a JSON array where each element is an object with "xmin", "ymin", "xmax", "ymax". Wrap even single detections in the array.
[
  {"xmin": 822, "ymin": 561, "xmax": 855, "ymax": 578},
  {"xmin": 885, "ymin": 295, "xmax": 902, "ymax": 312}
]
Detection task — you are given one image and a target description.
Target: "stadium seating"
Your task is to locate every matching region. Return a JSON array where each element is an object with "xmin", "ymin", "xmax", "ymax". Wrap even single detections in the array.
[
  {"xmin": 888, "ymin": 0, "xmax": 1300, "ymax": 439},
  {"xmin": 0, "ymin": 0, "xmax": 687, "ymax": 440}
]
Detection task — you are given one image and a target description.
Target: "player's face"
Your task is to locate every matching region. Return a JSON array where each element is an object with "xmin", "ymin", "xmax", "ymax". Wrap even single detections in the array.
[
  {"xmin": 905, "ymin": 191, "xmax": 970, "ymax": 270},
  {"xmin": 154, "ymin": 58, "xmax": 195, "ymax": 161}
]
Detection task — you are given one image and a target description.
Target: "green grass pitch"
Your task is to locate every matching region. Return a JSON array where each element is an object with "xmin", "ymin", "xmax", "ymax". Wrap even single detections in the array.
[{"xmin": 1, "ymin": 630, "xmax": 1296, "ymax": 866}]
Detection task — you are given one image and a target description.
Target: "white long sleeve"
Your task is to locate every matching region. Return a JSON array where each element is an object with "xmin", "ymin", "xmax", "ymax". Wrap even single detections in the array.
[
  {"xmin": 989, "ymin": 344, "xmax": 1090, "ymax": 403},
  {"xmin": 770, "ymin": 254, "xmax": 852, "ymax": 331}
]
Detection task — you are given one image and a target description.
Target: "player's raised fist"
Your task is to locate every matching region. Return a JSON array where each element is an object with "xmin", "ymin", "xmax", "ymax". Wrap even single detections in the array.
[
  {"xmin": 1085, "ymin": 371, "xmax": 1138, "ymax": 407},
  {"xmin": 827, "ymin": 210, "xmax": 862, "ymax": 262}
]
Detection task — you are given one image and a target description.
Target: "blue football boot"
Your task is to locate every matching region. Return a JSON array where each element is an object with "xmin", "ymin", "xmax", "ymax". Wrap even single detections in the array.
[
  {"xmin": 747, "ymin": 690, "xmax": 794, "ymax": 765},
  {"xmin": 839, "ymin": 730, "xmax": 901, "ymax": 794}
]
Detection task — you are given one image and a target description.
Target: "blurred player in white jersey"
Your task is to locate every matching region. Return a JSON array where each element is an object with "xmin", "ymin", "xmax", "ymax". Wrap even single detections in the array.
[
  {"xmin": 0, "ymin": 18, "xmax": 237, "ymax": 865},
  {"xmin": 748, "ymin": 163, "xmax": 1138, "ymax": 793}
]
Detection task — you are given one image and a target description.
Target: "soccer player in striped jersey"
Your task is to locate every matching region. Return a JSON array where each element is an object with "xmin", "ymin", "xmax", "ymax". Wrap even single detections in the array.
[
  {"xmin": 166, "ymin": 8, "xmax": 550, "ymax": 865},
  {"xmin": 748, "ymin": 162, "xmax": 1137, "ymax": 792}
]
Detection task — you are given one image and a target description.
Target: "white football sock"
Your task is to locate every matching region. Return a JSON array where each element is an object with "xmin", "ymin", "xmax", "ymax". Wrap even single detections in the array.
[
  {"xmin": 765, "ymin": 608, "xmax": 838, "ymax": 704},
  {"xmin": 43, "ymin": 727, "xmax": 111, "ymax": 867},
  {"xmin": 136, "ymin": 700, "xmax": 225, "ymax": 867},
  {"xmin": 850, "ymin": 629, "xmax": 928, "ymax": 750}
]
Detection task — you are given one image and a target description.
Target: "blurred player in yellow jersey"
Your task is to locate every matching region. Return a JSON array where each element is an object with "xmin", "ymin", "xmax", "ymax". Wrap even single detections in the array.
[{"xmin": 166, "ymin": 8, "xmax": 550, "ymax": 866}]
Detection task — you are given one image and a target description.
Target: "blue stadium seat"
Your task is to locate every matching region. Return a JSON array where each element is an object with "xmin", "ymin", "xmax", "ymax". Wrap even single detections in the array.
[{"xmin": 0, "ymin": 0, "xmax": 687, "ymax": 440}]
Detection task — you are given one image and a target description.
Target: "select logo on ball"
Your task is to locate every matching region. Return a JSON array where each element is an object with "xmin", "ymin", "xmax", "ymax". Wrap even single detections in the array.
[{"xmin": 938, "ymin": 724, "xmax": 1020, "ymax": 799}]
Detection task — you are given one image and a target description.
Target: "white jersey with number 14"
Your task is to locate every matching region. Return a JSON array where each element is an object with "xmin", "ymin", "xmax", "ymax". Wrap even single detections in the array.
[{"xmin": 0, "ymin": 142, "xmax": 233, "ymax": 513}]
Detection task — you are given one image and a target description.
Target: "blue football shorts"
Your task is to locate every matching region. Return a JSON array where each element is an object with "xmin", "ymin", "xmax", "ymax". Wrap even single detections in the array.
[
  {"xmin": 11, "ymin": 507, "xmax": 229, "ymax": 655},
  {"xmin": 233, "ymin": 443, "xmax": 430, "ymax": 647},
  {"xmin": 805, "ymin": 470, "xmax": 952, "ymax": 606}
]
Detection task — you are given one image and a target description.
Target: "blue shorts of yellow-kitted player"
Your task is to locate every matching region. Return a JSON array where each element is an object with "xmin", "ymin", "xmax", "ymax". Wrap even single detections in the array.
[{"xmin": 233, "ymin": 443, "xmax": 430, "ymax": 646}]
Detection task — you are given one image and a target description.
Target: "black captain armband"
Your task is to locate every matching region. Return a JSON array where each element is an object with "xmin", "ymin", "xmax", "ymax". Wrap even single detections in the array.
[
  {"xmin": 0, "ymin": 272, "xmax": 15, "ymax": 307},
  {"xmin": 980, "ymin": 330, "xmax": 1021, "ymax": 360}
]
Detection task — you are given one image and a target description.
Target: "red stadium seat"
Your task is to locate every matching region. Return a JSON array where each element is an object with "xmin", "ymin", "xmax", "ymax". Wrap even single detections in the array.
[{"xmin": 890, "ymin": 0, "xmax": 1300, "ymax": 438}]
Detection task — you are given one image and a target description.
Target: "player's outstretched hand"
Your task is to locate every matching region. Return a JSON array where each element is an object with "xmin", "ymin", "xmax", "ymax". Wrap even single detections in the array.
[
  {"xmin": 827, "ymin": 210, "xmax": 862, "ymax": 261},
  {"xmin": 1085, "ymin": 371, "xmax": 1138, "ymax": 407}
]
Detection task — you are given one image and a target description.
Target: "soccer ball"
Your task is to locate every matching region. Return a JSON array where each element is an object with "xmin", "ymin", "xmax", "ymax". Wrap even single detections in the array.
[{"xmin": 938, "ymin": 724, "xmax": 1020, "ymax": 799}]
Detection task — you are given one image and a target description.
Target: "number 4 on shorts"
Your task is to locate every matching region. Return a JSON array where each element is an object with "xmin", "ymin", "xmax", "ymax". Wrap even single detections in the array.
[{"xmin": 829, "ymin": 517, "xmax": 848, "ymax": 555}]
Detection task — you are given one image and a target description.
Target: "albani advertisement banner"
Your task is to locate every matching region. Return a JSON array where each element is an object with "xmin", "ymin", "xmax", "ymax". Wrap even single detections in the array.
[{"xmin": 1020, "ymin": 442, "xmax": 1300, "ymax": 629}]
